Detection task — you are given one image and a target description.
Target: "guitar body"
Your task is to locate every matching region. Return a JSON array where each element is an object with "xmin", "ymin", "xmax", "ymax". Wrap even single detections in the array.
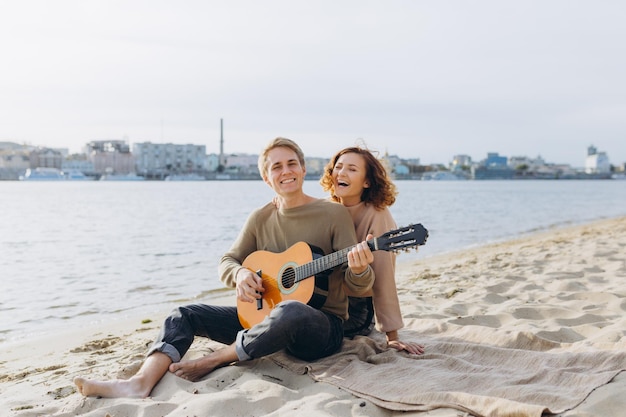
[{"xmin": 237, "ymin": 241, "xmax": 315, "ymax": 329}]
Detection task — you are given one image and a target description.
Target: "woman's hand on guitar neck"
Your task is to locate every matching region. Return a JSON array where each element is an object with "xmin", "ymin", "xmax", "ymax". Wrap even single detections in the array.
[{"xmin": 236, "ymin": 268, "xmax": 265, "ymax": 303}]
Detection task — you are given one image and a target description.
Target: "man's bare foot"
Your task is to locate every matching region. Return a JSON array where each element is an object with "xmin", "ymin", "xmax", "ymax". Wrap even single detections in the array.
[
  {"xmin": 74, "ymin": 352, "xmax": 171, "ymax": 398},
  {"xmin": 169, "ymin": 356, "xmax": 218, "ymax": 382},
  {"xmin": 73, "ymin": 377, "xmax": 151, "ymax": 398},
  {"xmin": 169, "ymin": 344, "xmax": 239, "ymax": 382}
]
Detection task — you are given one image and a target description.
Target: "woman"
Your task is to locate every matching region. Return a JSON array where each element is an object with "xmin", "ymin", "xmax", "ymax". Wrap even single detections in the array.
[{"xmin": 320, "ymin": 146, "xmax": 424, "ymax": 355}]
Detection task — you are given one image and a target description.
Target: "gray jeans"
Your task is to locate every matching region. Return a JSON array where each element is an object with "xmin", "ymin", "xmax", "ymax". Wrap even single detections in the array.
[{"xmin": 148, "ymin": 300, "xmax": 344, "ymax": 363}]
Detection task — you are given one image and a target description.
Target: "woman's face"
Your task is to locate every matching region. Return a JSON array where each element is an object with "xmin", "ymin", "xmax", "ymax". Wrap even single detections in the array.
[{"xmin": 331, "ymin": 152, "xmax": 369, "ymax": 207}]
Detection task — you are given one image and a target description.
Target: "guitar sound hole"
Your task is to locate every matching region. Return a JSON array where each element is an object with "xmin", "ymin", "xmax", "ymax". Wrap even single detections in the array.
[{"xmin": 281, "ymin": 267, "xmax": 296, "ymax": 289}]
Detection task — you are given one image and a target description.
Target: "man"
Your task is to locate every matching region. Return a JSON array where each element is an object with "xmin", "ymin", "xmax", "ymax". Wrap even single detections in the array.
[{"xmin": 74, "ymin": 137, "xmax": 375, "ymax": 398}]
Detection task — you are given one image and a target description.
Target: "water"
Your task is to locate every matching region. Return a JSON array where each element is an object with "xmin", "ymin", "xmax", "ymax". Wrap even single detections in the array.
[{"xmin": 1, "ymin": 180, "xmax": 625, "ymax": 344}]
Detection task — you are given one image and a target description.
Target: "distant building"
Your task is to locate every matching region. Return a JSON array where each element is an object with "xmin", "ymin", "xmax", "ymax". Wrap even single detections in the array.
[
  {"xmin": 85, "ymin": 140, "xmax": 130, "ymax": 154},
  {"xmin": 206, "ymin": 153, "xmax": 220, "ymax": 172},
  {"xmin": 450, "ymin": 154, "xmax": 472, "ymax": 171},
  {"xmin": 305, "ymin": 157, "xmax": 328, "ymax": 177},
  {"xmin": 29, "ymin": 147, "xmax": 64, "ymax": 170},
  {"xmin": 62, "ymin": 154, "xmax": 95, "ymax": 177},
  {"xmin": 221, "ymin": 153, "xmax": 259, "ymax": 176},
  {"xmin": 0, "ymin": 148, "xmax": 30, "ymax": 180},
  {"xmin": 471, "ymin": 166, "xmax": 515, "ymax": 180},
  {"xmin": 585, "ymin": 145, "xmax": 610, "ymax": 174},
  {"xmin": 384, "ymin": 154, "xmax": 402, "ymax": 168},
  {"xmin": 542, "ymin": 164, "xmax": 579, "ymax": 179},
  {"xmin": 508, "ymin": 155, "xmax": 546, "ymax": 170},
  {"xmin": 394, "ymin": 164, "xmax": 410, "ymax": 176},
  {"xmin": 133, "ymin": 142, "xmax": 207, "ymax": 178},
  {"xmin": 472, "ymin": 152, "xmax": 514, "ymax": 179},
  {"xmin": 382, "ymin": 153, "xmax": 411, "ymax": 178},
  {"xmin": 484, "ymin": 152, "xmax": 508, "ymax": 167},
  {"xmin": 86, "ymin": 140, "xmax": 135, "ymax": 175},
  {"xmin": 402, "ymin": 157, "xmax": 421, "ymax": 167}
]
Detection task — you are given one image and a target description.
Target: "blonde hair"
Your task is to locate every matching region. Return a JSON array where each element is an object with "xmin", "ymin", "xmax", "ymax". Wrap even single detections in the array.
[{"xmin": 257, "ymin": 137, "xmax": 306, "ymax": 179}]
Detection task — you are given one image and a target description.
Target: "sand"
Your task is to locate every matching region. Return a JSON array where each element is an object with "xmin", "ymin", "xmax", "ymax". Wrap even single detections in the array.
[{"xmin": 1, "ymin": 216, "xmax": 625, "ymax": 417}]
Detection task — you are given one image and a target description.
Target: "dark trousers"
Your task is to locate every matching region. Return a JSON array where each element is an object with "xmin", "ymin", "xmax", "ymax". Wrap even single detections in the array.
[{"xmin": 149, "ymin": 300, "xmax": 344, "ymax": 363}]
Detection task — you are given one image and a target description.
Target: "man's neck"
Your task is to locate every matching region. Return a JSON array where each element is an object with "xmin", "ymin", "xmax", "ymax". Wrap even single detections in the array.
[{"xmin": 279, "ymin": 193, "xmax": 317, "ymax": 209}]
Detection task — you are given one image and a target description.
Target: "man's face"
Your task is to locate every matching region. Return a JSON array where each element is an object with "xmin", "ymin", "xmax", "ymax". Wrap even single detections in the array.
[{"xmin": 264, "ymin": 146, "xmax": 306, "ymax": 197}]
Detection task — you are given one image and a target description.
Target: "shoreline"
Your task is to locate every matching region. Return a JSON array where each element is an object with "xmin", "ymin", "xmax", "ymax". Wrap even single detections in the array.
[
  {"xmin": 2, "ymin": 215, "xmax": 626, "ymax": 416},
  {"xmin": 0, "ymin": 215, "xmax": 600, "ymax": 349}
]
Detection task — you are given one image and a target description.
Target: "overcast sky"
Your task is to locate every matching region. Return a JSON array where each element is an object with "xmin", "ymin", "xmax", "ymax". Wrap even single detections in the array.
[{"xmin": 1, "ymin": 1, "xmax": 625, "ymax": 167}]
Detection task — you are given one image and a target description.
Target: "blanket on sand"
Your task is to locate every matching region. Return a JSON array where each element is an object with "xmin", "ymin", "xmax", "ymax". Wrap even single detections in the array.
[{"xmin": 271, "ymin": 324, "xmax": 626, "ymax": 417}]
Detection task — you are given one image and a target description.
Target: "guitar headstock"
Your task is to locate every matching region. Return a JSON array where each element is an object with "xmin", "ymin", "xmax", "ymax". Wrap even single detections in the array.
[{"xmin": 369, "ymin": 224, "xmax": 428, "ymax": 253}]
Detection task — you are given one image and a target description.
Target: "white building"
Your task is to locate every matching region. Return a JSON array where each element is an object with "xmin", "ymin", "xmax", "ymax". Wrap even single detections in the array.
[
  {"xmin": 86, "ymin": 140, "xmax": 135, "ymax": 175},
  {"xmin": 585, "ymin": 145, "xmax": 610, "ymax": 174},
  {"xmin": 133, "ymin": 142, "xmax": 207, "ymax": 176},
  {"xmin": 451, "ymin": 154, "xmax": 472, "ymax": 170},
  {"xmin": 221, "ymin": 153, "xmax": 259, "ymax": 175},
  {"xmin": 0, "ymin": 149, "xmax": 30, "ymax": 180},
  {"xmin": 507, "ymin": 155, "xmax": 546, "ymax": 170},
  {"xmin": 206, "ymin": 153, "xmax": 220, "ymax": 172}
]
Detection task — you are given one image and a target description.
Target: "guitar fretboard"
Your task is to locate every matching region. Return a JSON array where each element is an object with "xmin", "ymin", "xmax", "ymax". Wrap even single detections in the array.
[
  {"xmin": 293, "ymin": 238, "xmax": 377, "ymax": 283},
  {"xmin": 287, "ymin": 223, "xmax": 427, "ymax": 284}
]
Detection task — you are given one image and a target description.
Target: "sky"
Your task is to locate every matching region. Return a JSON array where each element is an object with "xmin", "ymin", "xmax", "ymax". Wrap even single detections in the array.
[{"xmin": 1, "ymin": 1, "xmax": 625, "ymax": 168}]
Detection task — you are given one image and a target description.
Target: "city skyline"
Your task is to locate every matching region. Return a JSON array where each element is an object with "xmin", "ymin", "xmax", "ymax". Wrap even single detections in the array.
[
  {"xmin": 1, "ymin": 137, "xmax": 617, "ymax": 170},
  {"xmin": 1, "ymin": 1, "xmax": 625, "ymax": 167}
]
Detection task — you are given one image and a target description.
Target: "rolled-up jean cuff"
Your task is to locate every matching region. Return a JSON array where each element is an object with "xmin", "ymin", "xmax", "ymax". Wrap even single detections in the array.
[
  {"xmin": 235, "ymin": 330, "xmax": 252, "ymax": 361},
  {"xmin": 147, "ymin": 341, "xmax": 181, "ymax": 363}
]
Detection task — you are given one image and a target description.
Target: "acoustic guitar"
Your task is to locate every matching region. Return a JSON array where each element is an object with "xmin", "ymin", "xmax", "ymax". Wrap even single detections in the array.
[{"xmin": 237, "ymin": 224, "xmax": 428, "ymax": 328}]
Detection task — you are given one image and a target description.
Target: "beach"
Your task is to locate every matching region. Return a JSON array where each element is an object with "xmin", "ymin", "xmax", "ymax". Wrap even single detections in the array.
[{"xmin": 2, "ymin": 216, "xmax": 625, "ymax": 417}]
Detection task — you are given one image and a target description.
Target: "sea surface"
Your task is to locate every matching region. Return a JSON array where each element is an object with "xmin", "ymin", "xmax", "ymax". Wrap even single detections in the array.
[{"xmin": 1, "ymin": 180, "xmax": 625, "ymax": 345}]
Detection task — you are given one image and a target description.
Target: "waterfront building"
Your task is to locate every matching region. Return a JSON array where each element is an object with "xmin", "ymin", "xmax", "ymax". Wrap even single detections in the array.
[
  {"xmin": 220, "ymin": 153, "xmax": 259, "ymax": 177},
  {"xmin": 304, "ymin": 157, "xmax": 327, "ymax": 177},
  {"xmin": 471, "ymin": 165, "xmax": 515, "ymax": 180},
  {"xmin": 451, "ymin": 154, "xmax": 472, "ymax": 171},
  {"xmin": 133, "ymin": 142, "xmax": 206, "ymax": 178},
  {"xmin": 62, "ymin": 154, "xmax": 95, "ymax": 177},
  {"xmin": 85, "ymin": 140, "xmax": 135, "ymax": 176},
  {"xmin": 0, "ymin": 148, "xmax": 30, "ymax": 180},
  {"xmin": 530, "ymin": 164, "xmax": 579, "ymax": 179},
  {"xmin": 206, "ymin": 153, "xmax": 220, "ymax": 173},
  {"xmin": 508, "ymin": 155, "xmax": 546, "ymax": 170},
  {"xmin": 585, "ymin": 145, "xmax": 610, "ymax": 174},
  {"xmin": 394, "ymin": 164, "xmax": 410, "ymax": 176},
  {"xmin": 29, "ymin": 147, "xmax": 64, "ymax": 170},
  {"xmin": 472, "ymin": 152, "xmax": 514, "ymax": 179},
  {"xmin": 484, "ymin": 152, "xmax": 508, "ymax": 167}
]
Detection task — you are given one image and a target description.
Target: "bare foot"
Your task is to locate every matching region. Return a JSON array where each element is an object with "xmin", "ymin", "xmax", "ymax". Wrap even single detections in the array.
[
  {"xmin": 169, "ymin": 356, "xmax": 218, "ymax": 382},
  {"xmin": 73, "ymin": 376, "xmax": 151, "ymax": 398},
  {"xmin": 74, "ymin": 352, "xmax": 171, "ymax": 398},
  {"xmin": 169, "ymin": 344, "xmax": 239, "ymax": 381}
]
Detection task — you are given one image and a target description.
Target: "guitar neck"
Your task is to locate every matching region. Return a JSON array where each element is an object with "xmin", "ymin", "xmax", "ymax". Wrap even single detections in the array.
[{"xmin": 294, "ymin": 239, "xmax": 376, "ymax": 283}]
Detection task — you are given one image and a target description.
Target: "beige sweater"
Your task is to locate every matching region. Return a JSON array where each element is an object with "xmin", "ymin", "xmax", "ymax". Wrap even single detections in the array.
[
  {"xmin": 219, "ymin": 199, "xmax": 375, "ymax": 320},
  {"xmin": 344, "ymin": 202, "xmax": 404, "ymax": 333}
]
